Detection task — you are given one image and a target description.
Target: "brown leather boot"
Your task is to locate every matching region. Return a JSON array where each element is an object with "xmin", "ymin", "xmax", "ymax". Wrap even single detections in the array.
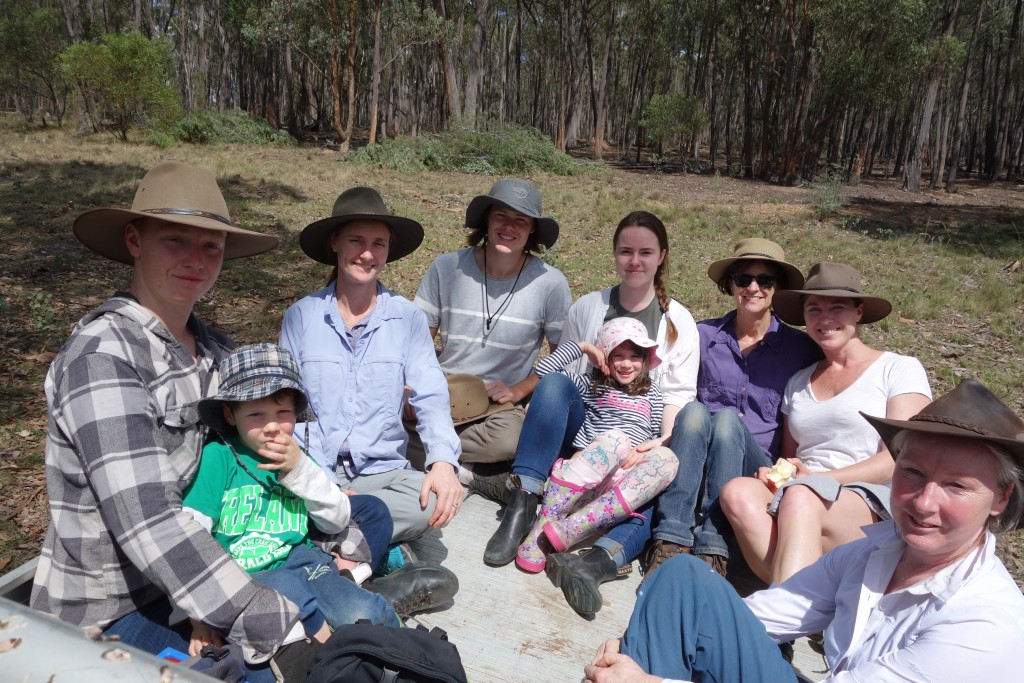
[{"xmin": 639, "ymin": 539, "xmax": 690, "ymax": 585}]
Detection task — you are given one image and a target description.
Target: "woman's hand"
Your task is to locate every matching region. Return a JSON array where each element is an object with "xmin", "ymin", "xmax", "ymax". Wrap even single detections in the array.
[
  {"xmin": 188, "ymin": 618, "xmax": 223, "ymax": 657},
  {"xmin": 584, "ymin": 639, "xmax": 661, "ymax": 683},
  {"xmin": 579, "ymin": 342, "xmax": 610, "ymax": 375},
  {"xmin": 257, "ymin": 426, "xmax": 304, "ymax": 474},
  {"xmin": 421, "ymin": 462, "xmax": 464, "ymax": 528}
]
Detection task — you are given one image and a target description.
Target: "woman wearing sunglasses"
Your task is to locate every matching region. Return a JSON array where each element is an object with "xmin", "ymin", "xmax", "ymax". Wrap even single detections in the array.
[
  {"xmin": 634, "ymin": 239, "xmax": 822, "ymax": 589},
  {"xmin": 720, "ymin": 262, "xmax": 932, "ymax": 586}
]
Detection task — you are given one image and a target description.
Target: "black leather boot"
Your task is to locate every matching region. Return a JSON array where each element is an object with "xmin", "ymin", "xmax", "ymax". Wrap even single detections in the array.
[
  {"xmin": 546, "ymin": 547, "xmax": 625, "ymax": 616},
  {"xmin": 364, "ymin": 562, "xmax": 459, "ymax": 618},
  {"xmin": 482, "ymin": 486, "xmax": 539, "ymax": 566}
]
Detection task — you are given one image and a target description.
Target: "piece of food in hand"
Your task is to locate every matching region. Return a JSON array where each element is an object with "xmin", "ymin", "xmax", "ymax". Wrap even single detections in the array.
[{"xmin": 766, "ymin": 459, "xmax": 797, "ymax": 490}]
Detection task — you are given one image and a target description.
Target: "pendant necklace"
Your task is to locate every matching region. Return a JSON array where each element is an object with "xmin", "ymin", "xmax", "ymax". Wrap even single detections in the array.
[{"xmin": 482, "ymin": 247, "xmax": 528, "ymax": 332}]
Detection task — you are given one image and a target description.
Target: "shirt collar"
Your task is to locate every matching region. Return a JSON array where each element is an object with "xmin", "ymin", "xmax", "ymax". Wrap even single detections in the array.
[{"xmin": 708, "ymin": 310, "xmax": 785, "ymax": 351}]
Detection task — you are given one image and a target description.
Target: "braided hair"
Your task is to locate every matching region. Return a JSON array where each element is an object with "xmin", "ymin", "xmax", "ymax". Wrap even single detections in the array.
[{"xmin": 613, "ymin": 211, "xmax": 678, "ymax": 346}]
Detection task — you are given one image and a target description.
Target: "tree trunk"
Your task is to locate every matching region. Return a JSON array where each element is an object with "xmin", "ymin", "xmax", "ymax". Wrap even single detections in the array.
[
  {"xmin": 368, "ymin": 0, "xmax": 383, "ymax": 145},
  {"xmin": 991, "ymin": 0, "xmax": 1022, "ymax": 179},
  {"xmin": 592, "ymin": 1, "xmax": 615, "ymax": 160},
  {"xmin": 946, "ymin": 0, "xmax": 985, "ymax": 192},
  {"xmin": 330, "ymin": 0, "xmax": 344, "ymax": 143},
  {"xmin": 339, "ymin": 0, "xmax": 357, "ymax": 152},
  {"xmin": 904, "ymin": 0, "xmax": 960, "ymax": 192},
  {"xmin": 433, "ymin": 0, "xmax": 462, "ymax": 124},
  {"xmin": 463, "ymin": 0, "xmax": 489, "ymax": 128}
]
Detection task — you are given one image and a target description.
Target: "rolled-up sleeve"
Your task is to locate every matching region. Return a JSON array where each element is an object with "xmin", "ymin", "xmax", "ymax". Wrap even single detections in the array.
[{"xmin": 406, "ymin": 308, "xmax": 461, "ymax": 470}]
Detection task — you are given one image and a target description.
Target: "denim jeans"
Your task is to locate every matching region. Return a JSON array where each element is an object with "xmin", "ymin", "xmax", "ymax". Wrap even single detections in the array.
[
  {"xmin": 620, "ymin": 554, "xmax": 798, "ymax": 683},
  {"xmin": 510, "ymin": 373, "xmax": 585, "ymax": 494},
  {"xmin": 253, "ymin": 544, "xmax": 400, "ymax": 632},
  {"xmin": 348, "ymin": 493, "xmax": 394, "ymax": 568},
  {"xmin": 653, "ymin": 402, "xmax": 770, "ymax": 557},
  {"xmin": 594, "ymin": 499, "xmax": 653, "ymax": 567}
]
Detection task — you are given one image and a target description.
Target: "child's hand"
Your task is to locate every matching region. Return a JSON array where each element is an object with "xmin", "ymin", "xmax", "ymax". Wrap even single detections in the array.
[
  {"xmin": 622, "ymin": 439, "xmax": 660, "ymax": 469},
  {"xmin": 188, "ymin": 618, "xmax": 224, "ymax": 657},
  {"xmin": 256, "ymin": 424, "xmax": 304, "ymax": 474},
  {"xmin": 579, "ymin": 342, "xmax": 609, "ymax": 375}
]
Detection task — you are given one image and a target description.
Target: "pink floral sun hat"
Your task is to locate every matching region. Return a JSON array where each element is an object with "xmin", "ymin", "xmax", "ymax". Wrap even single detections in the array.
[{"xmin": 595, "ymin": 317, "xmax": 661, "ymax": 370}]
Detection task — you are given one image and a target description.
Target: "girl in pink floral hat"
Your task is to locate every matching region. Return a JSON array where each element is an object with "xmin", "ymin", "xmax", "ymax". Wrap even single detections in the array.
[{"xmin": 512, "ymin": 317, "xmax": 678, "ymax": 576}]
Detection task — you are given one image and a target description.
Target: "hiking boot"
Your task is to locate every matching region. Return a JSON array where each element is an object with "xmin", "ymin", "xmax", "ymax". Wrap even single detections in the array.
[
  {"xmin": 483, "ymin": 486, "xmax": 539, "ymax": 566},
  {"xmin": 694, "ymin": 552, "xmax": 728, "ymax": 577},
  {"xmin": 467, "ymin": 472, "xmax": 513, "ymax": 505},
  {"xmin": 365, "ymin": 562, "xmax": 459, "ymax": 618},
  {"xmin": 639, "ymin": 540, "xmax": 690, "ymax": 584},
  {"xmin": 545, "ymin": 547, "xmax": 630, "ymax": 616}
]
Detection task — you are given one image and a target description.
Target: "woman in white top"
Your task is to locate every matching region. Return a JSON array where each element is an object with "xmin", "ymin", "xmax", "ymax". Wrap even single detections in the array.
[
  {"xmin": 721, "ymin": 262, "xmax": 932, "ymax": 585},
  {"xmin": 475, "ymin": 211, "xmax": 700, "ymax": 602},
  {"xmin": 584, "ymin": 380, "xmax": 1024, "ymax": 683}
]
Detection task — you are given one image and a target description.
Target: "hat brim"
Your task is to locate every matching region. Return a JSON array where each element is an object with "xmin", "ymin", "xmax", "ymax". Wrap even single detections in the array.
[
  {"xmin": 451, "ymin": 400, "xmax": 515, "ymax": 427},
  {"xmin": 198, "ymin": 377, "xmax": 314, "ymax": 437},
  {"xmin": 863, "ymin": 411, "xmax": 1024, "ymax": 463},
  {"xmin": 707, "ymin": 256, "xmax": 806, "ymax": 290},
  {"xmin": 464, "ymin": 195, "xmax": 559, "ymax": 249},
  {"xmin": 772, "ymin": 288, "xmax": 892, "ymax": 326},
  {"xmin": 73, "ymin": 208, "xmax": 279, "ymax": 264},
  {"xmin": 299, "ymin": 213, "xmax": 424, "ymax": 265}
]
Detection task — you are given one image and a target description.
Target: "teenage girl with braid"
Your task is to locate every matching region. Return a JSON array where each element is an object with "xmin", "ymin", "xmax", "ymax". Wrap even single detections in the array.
[{"xmin": 478, "ymin": 212, "xmax": 700, "ymax": 602}]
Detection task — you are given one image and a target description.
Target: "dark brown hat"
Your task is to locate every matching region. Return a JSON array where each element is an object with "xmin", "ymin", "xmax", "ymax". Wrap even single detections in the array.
[
  {"xmin": 862, "ymin": 379, "xmax": 1024, "ymax": 462},
  {"xmin": 73, "ymin": 161, "xmax": 279, "ymax": 263},
  {"xmin": 300, "ymin": 187, "xmax": 423, "ymax": 264},
  {"xmin": 772, "ymin": 262, "xmax": 892, "ymax": 326}
]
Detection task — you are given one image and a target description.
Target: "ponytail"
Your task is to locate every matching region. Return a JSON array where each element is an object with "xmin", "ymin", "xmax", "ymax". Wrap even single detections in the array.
[{"xmin": 654, "ymin": 273, "xmax": 678, "ymax": 346}]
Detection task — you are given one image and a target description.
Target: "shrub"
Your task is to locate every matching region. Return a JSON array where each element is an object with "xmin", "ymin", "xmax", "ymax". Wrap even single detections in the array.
[
  {"xmin": 345, "ymin": 123, "xmax": 597, "ymax": 176},
  {"xmin": 168, "ymin": 109, "xmax": 295, "ymax": 146},
  {"xmin": 61, "ymin": 31, "xmax": 180, "ymax": 141},
  {"xmin": 812, "ymin": 165, "xmax": 846, "ymax": 220}
]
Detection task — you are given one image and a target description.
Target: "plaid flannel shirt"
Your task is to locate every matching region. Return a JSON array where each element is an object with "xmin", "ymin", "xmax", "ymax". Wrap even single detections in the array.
[{"xmin": 30, "ymin": 294, "xmax": 299, "ymax": 662}]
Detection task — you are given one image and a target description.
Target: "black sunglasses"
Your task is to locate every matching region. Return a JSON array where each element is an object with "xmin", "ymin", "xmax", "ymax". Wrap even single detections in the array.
[{"xmin": 730, "ymin": 273, "xmax": 777, "ymax": 289}]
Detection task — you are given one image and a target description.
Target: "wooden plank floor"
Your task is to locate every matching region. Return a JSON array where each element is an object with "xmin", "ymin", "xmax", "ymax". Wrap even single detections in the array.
[{"xmin": 407, "ymin": 492, "xmax": 830, "ymax": 682}]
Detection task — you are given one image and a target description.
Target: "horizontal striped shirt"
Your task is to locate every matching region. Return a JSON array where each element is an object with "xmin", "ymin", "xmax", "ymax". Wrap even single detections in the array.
[{"xmin": 535, "ymin": 341, "xmax": 663, "ymax": 449}]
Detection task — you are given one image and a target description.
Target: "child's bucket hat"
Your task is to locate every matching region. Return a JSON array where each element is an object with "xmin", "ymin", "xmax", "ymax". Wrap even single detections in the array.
[{"xmin": 199, "ymin": 343, "xmax": 314, "ymax": 436}]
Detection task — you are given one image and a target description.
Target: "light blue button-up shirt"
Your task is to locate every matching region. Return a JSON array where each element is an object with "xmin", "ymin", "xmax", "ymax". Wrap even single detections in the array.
[{"xmin": 280, "ymin": 282, "xmax": 460, "ymax": 479}]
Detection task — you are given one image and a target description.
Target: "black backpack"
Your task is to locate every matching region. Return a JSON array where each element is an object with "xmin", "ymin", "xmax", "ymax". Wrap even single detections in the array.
[{"xmin": 305, "ymin": 621, "xmax": 468, "ymax": 683}]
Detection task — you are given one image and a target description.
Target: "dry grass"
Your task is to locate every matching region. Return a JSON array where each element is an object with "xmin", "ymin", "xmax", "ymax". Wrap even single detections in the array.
[{"xmin": 1, "ymin": 114, "xmax": 1023, "ymax": 582}]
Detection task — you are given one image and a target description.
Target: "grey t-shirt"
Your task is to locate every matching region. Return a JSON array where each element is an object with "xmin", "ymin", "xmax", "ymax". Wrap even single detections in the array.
[
  {"xmin": 606, "ymin": 285, "xmax": 662, "ymax": 341},
  {"xmin": 414, "ymin": 247, "xmax": 572, "ymax": 386}
]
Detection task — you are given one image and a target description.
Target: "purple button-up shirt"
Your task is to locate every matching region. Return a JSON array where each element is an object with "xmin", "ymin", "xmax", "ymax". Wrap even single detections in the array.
[{"xmin": 696, "ymin": 311, "xmax": 821, "ymax": 458}]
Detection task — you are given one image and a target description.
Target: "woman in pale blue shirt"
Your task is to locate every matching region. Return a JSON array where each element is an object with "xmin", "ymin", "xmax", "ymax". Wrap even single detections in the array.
[{"xmin": 280, "ymin": 187, "xmax": 463, "ymax": 543}]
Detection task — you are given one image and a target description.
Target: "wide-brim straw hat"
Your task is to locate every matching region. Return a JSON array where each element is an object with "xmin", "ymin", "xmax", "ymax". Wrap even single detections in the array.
[
  {"xmin": 706, "ymin": 237, "xmax": 805, "ymax": 289},
  {"xmin": 464, "ymin": 178, "xmax": 559, "ymax": 249},
  {"xmin": 772, "ymin": 262, "xmax": 892, "ymax": 326},
  {"xmin": 198, "ymin": 343, "xmax": 315, "ymax": 437},
  {"xmin": 862, "ymin": 379, "xmax": 1024, "ymax": 463},
  {"xmin": 300, "ymin": 187, "xmax": 424, "ymax": 264},
  {"xmin": 447, "ymin": 374, "xmax": 514, "ymax": 426},
  {"xmin": 72, "ymin": 161, "xmax": 279, "ymax": 264}
]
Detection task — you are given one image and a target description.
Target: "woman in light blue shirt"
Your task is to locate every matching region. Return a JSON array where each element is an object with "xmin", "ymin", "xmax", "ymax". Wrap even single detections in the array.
[{"xmin": 280, "ymin": 187, "xmax": 463, "ymax": 543}]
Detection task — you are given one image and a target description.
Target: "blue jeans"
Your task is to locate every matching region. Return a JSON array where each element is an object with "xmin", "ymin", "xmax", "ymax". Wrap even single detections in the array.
[
  {"xmin": 594, "ymin": 500, "xmax": 653, "ymax": 567},
  {"xmin": 620, "ymin": 554, "xmax": 797, "ymax": 683},
  {"xmin": 253, "ymin": 544, "xmax": 400, "ymax": 632},
  {"xmin": 348, "ymin": 493, "xmax": 394, "ymax": 568},
  {"xmin": 655, "ymin": 403, "xmax": 770, "ymax": 557},
  {"xmin": 510, "ymin": 373, "xmax": 585, "ymax": 494}
]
